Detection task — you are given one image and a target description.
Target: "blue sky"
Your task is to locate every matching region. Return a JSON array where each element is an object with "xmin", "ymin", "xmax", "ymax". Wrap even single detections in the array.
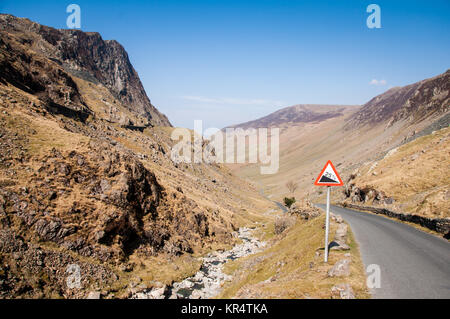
[{"xmin": 1, "ymin": 0, "xmax": 449, "ymax": 129}]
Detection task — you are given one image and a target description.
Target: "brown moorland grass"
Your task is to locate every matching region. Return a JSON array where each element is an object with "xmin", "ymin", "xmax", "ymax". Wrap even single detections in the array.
[{"xmin": 350, "ymin": 127, "xmax": 450, "ymax": 218}]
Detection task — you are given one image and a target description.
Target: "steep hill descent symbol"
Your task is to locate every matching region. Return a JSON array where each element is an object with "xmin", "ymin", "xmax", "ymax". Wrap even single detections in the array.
[{"xmin": 314, "ymin": 160, "xmax": 344, "ymax": 186}]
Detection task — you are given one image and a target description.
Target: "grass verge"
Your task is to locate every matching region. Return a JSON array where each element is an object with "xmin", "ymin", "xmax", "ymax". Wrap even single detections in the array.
[{"xmin": 218, "ymin": 215, "xmax": 370, "ymax": 299}]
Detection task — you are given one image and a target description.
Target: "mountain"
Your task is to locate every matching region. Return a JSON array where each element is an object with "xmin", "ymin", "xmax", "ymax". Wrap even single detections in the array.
[
  {"xmin": 0, "ymin": 14, "xmax": 170, "ymax": 127},
  {"xmin": 0, "ymin": 15, "xmax": 273, "ymax": 298},
  {"xmin": 230, "ymin": 104, "xmax": 357, "ymax": 129}
]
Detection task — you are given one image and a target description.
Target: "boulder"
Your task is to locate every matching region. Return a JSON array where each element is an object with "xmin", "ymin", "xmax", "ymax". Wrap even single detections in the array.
[
  {"xmin": 329, "ymin": 241, "xmax": 350, "ymax": 251},
  {"xmin": 86, "ymin": 291, "xmax": 101, "ymax": 299},
  {"xmin": 147, "ymin": 285, "xmax": 168, "ymax": 299},
  {"xmin": 334, "ymin": 214, "xmax": 344, "ymax": 224},
  {"xmin": 330, "ymin": 223, "xmax": 350, "ymax": 251},
  {"xmin": 335, "ymin": 223, "xmax": 348, "ymax": 242}
]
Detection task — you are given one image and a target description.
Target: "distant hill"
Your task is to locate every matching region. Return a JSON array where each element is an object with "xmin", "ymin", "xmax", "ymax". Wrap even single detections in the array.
[{"xmin": 229, "ymin": 104, "xmax": 358, "ymax": 129}]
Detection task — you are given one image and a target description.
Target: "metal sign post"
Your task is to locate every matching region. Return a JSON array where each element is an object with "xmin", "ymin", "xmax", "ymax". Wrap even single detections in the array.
[
  {"xmin": 313, "ymin": 160, "xmax": 344, "ymax": 263},
  {"xmin": 324, "ymin": 186, "xmax": 330, "ymax": 263}
]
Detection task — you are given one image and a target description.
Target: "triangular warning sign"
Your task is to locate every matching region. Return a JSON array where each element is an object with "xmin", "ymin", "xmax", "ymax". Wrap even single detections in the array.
[{"xmin": 314, "ymin": 160, "xmax": 344, "ymax": 186}]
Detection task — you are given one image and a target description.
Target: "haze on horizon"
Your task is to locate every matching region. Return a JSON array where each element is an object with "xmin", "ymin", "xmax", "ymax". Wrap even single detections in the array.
[{"xmin": 1, "ymin": 0, "xmax": 449, "ymax": 129}]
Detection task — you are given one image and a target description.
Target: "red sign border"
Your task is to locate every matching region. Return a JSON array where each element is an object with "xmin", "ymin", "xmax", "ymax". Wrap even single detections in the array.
[{"xmin": 314, "ymin": 160, "xmax": 344, "ymax": 186}]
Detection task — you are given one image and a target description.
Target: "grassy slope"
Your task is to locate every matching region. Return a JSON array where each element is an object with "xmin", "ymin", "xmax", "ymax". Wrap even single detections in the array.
[{"xmin": 349, "ymin": 126, "xmax": 450, "ymax": 218}]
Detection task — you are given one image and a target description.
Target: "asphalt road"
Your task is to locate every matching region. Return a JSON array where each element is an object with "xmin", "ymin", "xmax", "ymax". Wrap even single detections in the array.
[
  {"xmin": 316, "ymin": 204, "xmax": 450, "ymax": 299},
  {"xmin": 255, "ymin": 181, "xmax": 288, "ymax": 213}
]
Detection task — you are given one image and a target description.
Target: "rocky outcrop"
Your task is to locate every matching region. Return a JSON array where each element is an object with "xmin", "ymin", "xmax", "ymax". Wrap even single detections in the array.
[
  {"xmin": 0, "ymin": 142, "xmax": 227, "ymax": 261},
  {"xmin": 0, "ymin": 14, "xmax": 170, "ymax": 127},
  {"xmin": 0, "ymin": 228, "xmax": 117, "ymax": 299},
  {"xmin": 0, "ymin": 30, "xmax": 90, "ymax": 122},
  {"xmin": 289, "ymin": 200, "xmax": 321, "ymax": 220},
  {"xmin": 0, "ymin": 133, "xmax": 238, "ymax": 297},
  {"xmin": 344, "ymin": 182, "xmax": 394, "ymax": 205}
]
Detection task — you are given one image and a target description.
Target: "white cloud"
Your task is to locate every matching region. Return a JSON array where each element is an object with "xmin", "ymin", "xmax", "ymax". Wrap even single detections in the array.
[
  {"xmin": 369, "ymin": 79, "xmax": 387, "ymax": 86},
  {"xmin": 181, "ymin": 95, "xmax": 284, "ymax": 106}
]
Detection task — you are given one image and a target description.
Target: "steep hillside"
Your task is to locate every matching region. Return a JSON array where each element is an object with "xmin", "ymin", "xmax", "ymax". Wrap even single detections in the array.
[
  {"xmin": 0, "ymin": 15, "xmax": 274, "ymax": 298},
  {"xmin": 346, "ymin": 70, "xmax": 449, "ymax": 128},
  {"xmin": 0, "ymin": 14, "xmax": 170, "ymax": 127},
  {"xmin": 341, "ymin": 126, "xmax": 450, "ymax": 219}
]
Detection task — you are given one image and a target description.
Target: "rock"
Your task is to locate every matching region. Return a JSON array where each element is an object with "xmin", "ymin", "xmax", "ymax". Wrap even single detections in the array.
[
  {"xmin": 119, "ymin": 263, "xmax": 134, "ymax": 272},
  {"xmin": 99, "ymin": 179, "xmax": 111, "ymax": 193},
  {"xmin": 328, "ymin": 259, "xmax": 351, "ymax": 277},
  {"xmin": 330, "ymin": 223, "xmax": 350, "ymax": 251},
  {"xmin": 34, "ymin": 218, "xmax": 73, "ymax": 243},
  {"xmin": 137, "ymin": 283, "xmax": 148, "ymax": 290},
  {"xmin": 290, "ymin": 201, "xmax": 321, "ymax": 220},
  {"xmin": 334, "ymin": 223, "xmax": 348, "ymax": 242},
  {"xmin": 331, "ymin": 283, "xmax": 355, "ymax": 299},
  {"xmin": 86, "ymin": 291, "xmax": 101, "ymax": 299},
  {"xmin": 329, "ymin": 241, "xmax": 350, "ymax": 251},
  {"xmin": 94, "ymin": 230, "xmax": 105, "ymax": 242},
  {"xmin": 148, "ymin": 285, "xmax": 168, "ymax": 299},
  {"xmin": 334, "ymin": 214, "xmax": 344, "ymax": 224},
  {"xmin": 168, "ymin": 292, "xmax": 179, "ymax": 299},
  {"xmin": 352, "ymin": 194, "xmax": 361, "ymax": 203},
  {"xmin": 129, "ymin": 276, "xmax": 142, "ymax": 288}
]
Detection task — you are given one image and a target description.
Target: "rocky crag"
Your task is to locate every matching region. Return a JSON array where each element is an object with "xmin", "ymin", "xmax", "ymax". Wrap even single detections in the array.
[{"xmin": 0, "ymin": 13, "xmax": 170, "ymax": 127}]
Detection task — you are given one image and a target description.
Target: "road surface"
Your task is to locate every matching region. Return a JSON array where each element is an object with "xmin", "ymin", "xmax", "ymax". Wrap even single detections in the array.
[
  {"xmin": 316, "ymin": 204, "xmax": 450, "ymax": 299},
  {"xmin": 254, "ymin": 180, "xmax": 288, "ymax": 213}
]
